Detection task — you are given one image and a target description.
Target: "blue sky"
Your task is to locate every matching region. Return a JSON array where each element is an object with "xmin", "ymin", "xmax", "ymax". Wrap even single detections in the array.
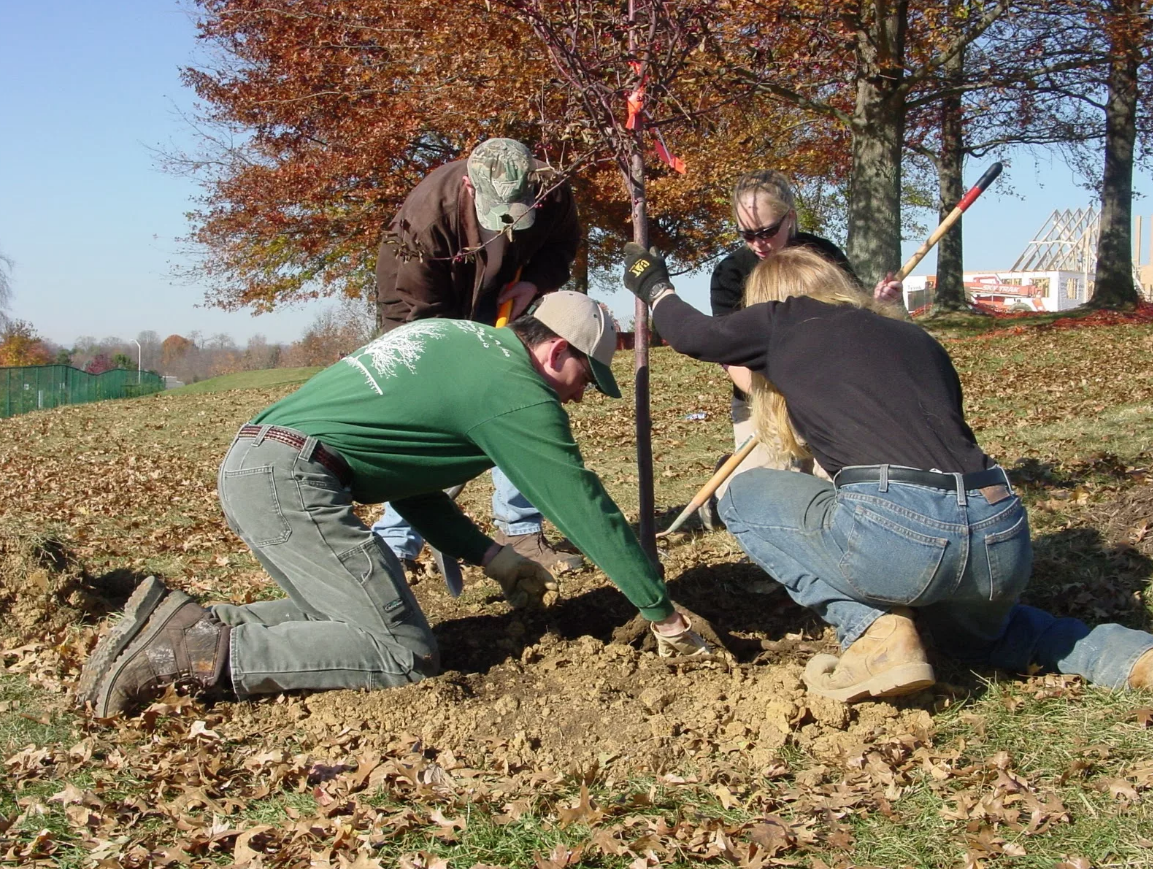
[{"xmin": 1, "ymin": 1, "xmax": 1147, "ymax": 348}]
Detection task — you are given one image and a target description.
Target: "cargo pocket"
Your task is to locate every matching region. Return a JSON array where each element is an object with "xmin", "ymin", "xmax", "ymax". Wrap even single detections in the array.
[
  {"xmin": 838, "ymin": 502, "xmax": 949, "ymax": 605},
  {"xmin": 338, "ymin": 538, "xmax": 411, "ymax": 628},
  {"xmin": 219, "ymin": 466, "xmax": 291, "ymax": 546}
]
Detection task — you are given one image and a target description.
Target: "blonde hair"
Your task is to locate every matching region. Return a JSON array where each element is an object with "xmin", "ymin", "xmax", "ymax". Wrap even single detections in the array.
[
  {"xmin": 743, "ymin": 247, "xmax": 904, "ymax": 458},
  {"xmin": 731, "ymin": 170, "xmax": 794, "ymax": 224}
]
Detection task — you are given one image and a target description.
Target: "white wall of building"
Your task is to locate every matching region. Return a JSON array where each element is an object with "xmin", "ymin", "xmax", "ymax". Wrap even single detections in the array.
[{"xmin": 901, "ymin": 270, "xmax": 1090, "ymax": 312}]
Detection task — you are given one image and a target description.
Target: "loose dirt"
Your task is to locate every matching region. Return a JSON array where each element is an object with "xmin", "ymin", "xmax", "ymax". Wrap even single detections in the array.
[
  {"xmin": 4, "ymin": 518, "xmax": 935, "ymax": 777},
  {"xmin": 3, "ymin": 470, "xmax": 1148, "ymax": 778}
]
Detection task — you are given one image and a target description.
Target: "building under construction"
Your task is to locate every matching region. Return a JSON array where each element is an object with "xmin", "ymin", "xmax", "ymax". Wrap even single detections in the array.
[{"xmin": 903, "ymin": 208, "xmax": 1153, "ymax": 312}]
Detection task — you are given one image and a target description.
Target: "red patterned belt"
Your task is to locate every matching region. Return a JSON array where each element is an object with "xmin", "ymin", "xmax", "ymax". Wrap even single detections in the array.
[{"xmin": 237, "ymin": 424, "xmax": 353, "ymax": 485}]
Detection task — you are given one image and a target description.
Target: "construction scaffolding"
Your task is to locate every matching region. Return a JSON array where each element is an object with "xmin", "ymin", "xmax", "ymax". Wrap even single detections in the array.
[{"xmin": 1010, "ymin": 208, "xmax": 1099, "ymax": 273}]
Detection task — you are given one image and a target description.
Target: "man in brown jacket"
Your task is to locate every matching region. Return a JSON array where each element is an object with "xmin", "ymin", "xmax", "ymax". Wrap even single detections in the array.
[{"xmin": 372, "ymin": 138, "xmax": 585, "ymax": 575}]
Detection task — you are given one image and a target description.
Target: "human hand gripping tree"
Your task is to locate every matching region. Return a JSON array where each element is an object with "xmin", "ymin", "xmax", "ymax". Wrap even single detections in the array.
[{"xmin": 489, "ymin": 0, "xmax": 755, "ymax": 560}]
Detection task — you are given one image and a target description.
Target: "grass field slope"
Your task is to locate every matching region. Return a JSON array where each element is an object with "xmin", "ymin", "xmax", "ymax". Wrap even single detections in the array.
[
  {"xmin": 1, "ymin": 315, "xmax": 1151, "ymax": 868},
  {"xmin": 167, "ymin": 366, "xmax": 322, "ymax": 395}
]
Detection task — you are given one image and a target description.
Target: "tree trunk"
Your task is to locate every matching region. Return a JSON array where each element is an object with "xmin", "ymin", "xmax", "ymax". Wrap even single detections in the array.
[
  {"xmin": 622, "ymin": 148, "xmax": 659, "ymax": 565},
  {"xmin": 933, "ymin": 45, "xmax": 967, "ymax": 312},
  {"xmin": 1091, "ymin": 0, "xmax": 1140, "ymax": 310},
  {"xmin": 571, "ymin": 238, "xmax": 590, "ymax": 294},
  {"xmin": 845, "ymin": 1, "xmax": 907, "ymax": 284}
]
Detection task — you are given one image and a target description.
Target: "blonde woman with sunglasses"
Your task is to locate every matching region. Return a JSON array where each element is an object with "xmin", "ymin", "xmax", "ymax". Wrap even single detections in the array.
[{"xmin": 704, "ymin": 172, "xmax": 902, "ymax": 519}]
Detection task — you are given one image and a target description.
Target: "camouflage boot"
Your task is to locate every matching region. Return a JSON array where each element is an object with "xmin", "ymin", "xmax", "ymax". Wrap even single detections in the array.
[
  {"xmin": 92, "ymin": 590, "xmax": 231, "ymax": 718},
  {"xmin": 76, "ymin": 576, "xmax": 169, "ymax": 708}
]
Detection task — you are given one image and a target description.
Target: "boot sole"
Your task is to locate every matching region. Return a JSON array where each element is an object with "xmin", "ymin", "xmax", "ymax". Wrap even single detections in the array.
[
  {"xmin": 76, "ymin": 576, "xmax": 168, "ymax": 708},
  {"xmin": 803, "ymin": 653, "xmax": 936, "ymax": 703},
  {"xmin": 92, "ymin": 588, "xmax": 194, "ymax": 718}
]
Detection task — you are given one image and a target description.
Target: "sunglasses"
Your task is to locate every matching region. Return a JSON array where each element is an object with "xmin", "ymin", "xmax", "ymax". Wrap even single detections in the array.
[
  {"xmin": 571, "ymin": 347, "xmax": 595, "ymax": 388},
  {"xmin": 738, "ymin": 212, "xmax": 790, "ymax": 242}
]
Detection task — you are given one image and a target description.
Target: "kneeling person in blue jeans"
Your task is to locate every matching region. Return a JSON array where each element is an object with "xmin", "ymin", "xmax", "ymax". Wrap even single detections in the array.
[
  {"xmin": 622, "ymin": 244, "xmax": 1153, "ymax": 702},
  {"xmin": 78, "ymin": 293, "xmax": 710, "ymax": 717}
]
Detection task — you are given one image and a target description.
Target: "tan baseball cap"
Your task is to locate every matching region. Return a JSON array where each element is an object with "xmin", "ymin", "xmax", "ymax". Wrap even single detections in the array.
[{"xmin": 531, "ymin": 291, "xmax": 620, "ymax": 398}]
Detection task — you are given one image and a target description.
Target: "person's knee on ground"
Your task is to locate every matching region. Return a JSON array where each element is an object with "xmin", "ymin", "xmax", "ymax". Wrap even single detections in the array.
[{"xmin": 803, "ymin": 607, "xmax": 935, "ymax": 703}]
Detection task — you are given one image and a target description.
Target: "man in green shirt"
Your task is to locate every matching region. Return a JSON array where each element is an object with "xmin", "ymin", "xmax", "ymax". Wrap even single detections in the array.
[{"xmin": 78, "ymin": 292, "xmax": 710, "ymax": 718}]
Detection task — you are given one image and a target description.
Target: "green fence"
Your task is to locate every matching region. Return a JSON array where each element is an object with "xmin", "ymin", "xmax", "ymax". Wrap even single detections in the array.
[{"xmin": 1, "ymin": 365, "xmax": 166, "ymax": 419}]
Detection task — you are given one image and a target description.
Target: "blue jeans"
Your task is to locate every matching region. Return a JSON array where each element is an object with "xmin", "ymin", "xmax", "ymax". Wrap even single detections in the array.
[
  {"xmin": 719, "ymin": 466, "xmax": 1153, "ymax": 689},
  {"xmin": 373, "ymin": 466, "xmax": 541, "ymax": 560}
]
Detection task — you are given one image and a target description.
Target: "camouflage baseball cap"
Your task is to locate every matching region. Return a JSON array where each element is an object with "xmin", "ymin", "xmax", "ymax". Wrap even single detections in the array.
[{"xmin": 467, "ymin": 138, "xmax": 537, "ymax": 232}]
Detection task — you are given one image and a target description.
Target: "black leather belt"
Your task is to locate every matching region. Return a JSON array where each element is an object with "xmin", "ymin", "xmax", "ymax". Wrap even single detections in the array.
[
  {"xmin": 237, "ymin": 424, "xmax": 353, "ymax": 485},
  {"xmin": 834, "ymin": 465, "xmax": 1007, "ymax": 492}
]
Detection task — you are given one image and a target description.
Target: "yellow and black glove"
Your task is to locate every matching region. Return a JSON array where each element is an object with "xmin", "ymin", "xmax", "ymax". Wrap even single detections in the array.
[{"xmin": 622, "ymin": 242, "xmax": 674, "ymax": 304}]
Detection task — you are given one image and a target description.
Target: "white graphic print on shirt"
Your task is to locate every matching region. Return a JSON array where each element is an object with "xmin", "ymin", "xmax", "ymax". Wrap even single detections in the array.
[{"xmin": 343, "ymin": 320, "xmax": 511, "ymax": 394}]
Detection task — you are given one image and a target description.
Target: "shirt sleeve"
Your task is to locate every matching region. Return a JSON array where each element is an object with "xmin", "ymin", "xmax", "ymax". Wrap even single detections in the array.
[
  {"xmin": 466, "ymin": 400, "xmax": 674, "ymax": 621},
  {"xmin": 652, "ymin": 293, "xmax": 773, "ymax": 370},
  {"xmin": 709, "ymin": 251, "xmax": 747, "ymax": 317},
  {"xmin": 390, "ymin": 492, "xmax": 493, "ymax": 566},
  {"xmin": 376, "ymin": 221, "xmax": 459, "ymax": 323},
  {"xmin": 799, "ymin": 235, "xmax": 861, "ymax": 288}
]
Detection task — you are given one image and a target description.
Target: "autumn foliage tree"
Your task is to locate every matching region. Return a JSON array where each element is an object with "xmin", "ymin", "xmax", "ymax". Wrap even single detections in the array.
[
  {"xmin": 161, "ymin": 334, "xmax": 194, "ymax": 370},
  {"xmin": 731, "ymin": 1, "xmax": 1027, "ymax": 284},
  {"xmin": 175, "ymin": 0, "xmax": 553, "ymax": 311},
  {"xmin": 0, "ymin": 320, "xmax": 52, "ymax": 367},
  {"xmin": 176, "ymin": 0, "xmax": 850, "ymax": 313}
]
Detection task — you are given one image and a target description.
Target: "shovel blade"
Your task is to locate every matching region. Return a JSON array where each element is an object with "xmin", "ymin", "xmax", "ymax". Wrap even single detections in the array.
[{"xmin": 432, "ymin": 548, "xmax": 464, "ymax": 598}]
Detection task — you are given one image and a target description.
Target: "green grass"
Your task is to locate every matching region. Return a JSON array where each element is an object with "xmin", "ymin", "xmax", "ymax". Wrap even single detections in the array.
[
  {"xmin": 166, "ymin": 366, "xmax": 322, "ymax": 395},
  {"xmin": 981, "ymin": 400, "xmax": 1153, "ymax": 461}
]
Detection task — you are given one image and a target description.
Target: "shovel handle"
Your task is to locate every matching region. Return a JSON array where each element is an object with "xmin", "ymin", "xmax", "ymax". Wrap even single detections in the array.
[{"xmin": 657, "ymin": 436, "xmax": 757, "ymax": 538}]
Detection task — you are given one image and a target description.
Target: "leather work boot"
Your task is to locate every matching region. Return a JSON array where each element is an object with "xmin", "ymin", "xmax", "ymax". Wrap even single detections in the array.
[
  {"xmin": 76, "ymin": 575, "xmax": 170, "ymax": 708},
  {"xmin": 1129, "ymin": 648, "xmax": 1153, "ymax": 689},
  {"xmin": 493, "ymin": 529, "xmax": 584, "ymax": 574},
  {"xmin": 803, "ymin": 608, "xmax": 935, "ymax": 703},
  {"xmin": 91, "ymin": 590, "xmax": 231, "ymax": 718}
]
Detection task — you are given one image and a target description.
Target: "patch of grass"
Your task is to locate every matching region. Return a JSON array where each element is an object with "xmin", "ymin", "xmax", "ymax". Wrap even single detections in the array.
[
  {"xmin": 239, "ymin": 791, "xmax": 320, "ymax": 825},
  {"xmin": 166, "ymin": 367, "xmax": 322, "ymax": 396},
  {"xmin": 0, "ymin": 675, "xmax": 74, "ymax": 754},
  {"xmin": 983, "ymin": 401, "xmax": 1153, "ymax": 463}
]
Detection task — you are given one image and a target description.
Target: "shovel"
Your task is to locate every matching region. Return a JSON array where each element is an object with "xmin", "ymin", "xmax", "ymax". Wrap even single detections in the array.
[
  {"xmin": 429, "ymin": 482, "xmax": 467, "ymax": 597},
  {"xmin": 657, "ymin": 436, "xmax": 756, "ymax": 538}
]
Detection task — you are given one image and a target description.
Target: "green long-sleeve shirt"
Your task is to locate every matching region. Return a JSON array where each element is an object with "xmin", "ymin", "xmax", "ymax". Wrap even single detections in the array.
[{"xmin": 254, "ymin": 319, "xmax": 673, "ymax": 621}]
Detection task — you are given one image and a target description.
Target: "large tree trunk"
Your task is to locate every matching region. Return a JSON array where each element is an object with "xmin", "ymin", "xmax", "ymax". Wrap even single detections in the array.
[
  {"xmin": 622, "ymin": 148, "xmax": 659, "ymax": 565},
  {"xmin": 1091, "ymin": 0, "xmax": 1140, "ymax": 310},
  {"xmin": 845, "ymin": 1, "xmax": 907, "ymax": 283},
  {"xmin": 933, "ymin": 45, "xmax": 967, "ymax": 312}
]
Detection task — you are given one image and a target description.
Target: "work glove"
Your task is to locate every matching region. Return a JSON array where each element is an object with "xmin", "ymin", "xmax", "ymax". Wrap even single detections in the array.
[
  {"xmin": 651, "ymin": 615, "xmax": 713, "ymax": 658},
  {"xmin": 622, "ymin": 242, "xmax": 674, "ymax": 304},
  {"xmin": 483, "ymin": 545, "xmax": 560, "ymax": 610}
]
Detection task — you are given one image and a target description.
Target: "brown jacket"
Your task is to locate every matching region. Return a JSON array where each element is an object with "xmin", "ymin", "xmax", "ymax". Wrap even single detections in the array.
[{"xmin": 375, "ymin": 160, "xmax": 580, "ymax": 331}]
